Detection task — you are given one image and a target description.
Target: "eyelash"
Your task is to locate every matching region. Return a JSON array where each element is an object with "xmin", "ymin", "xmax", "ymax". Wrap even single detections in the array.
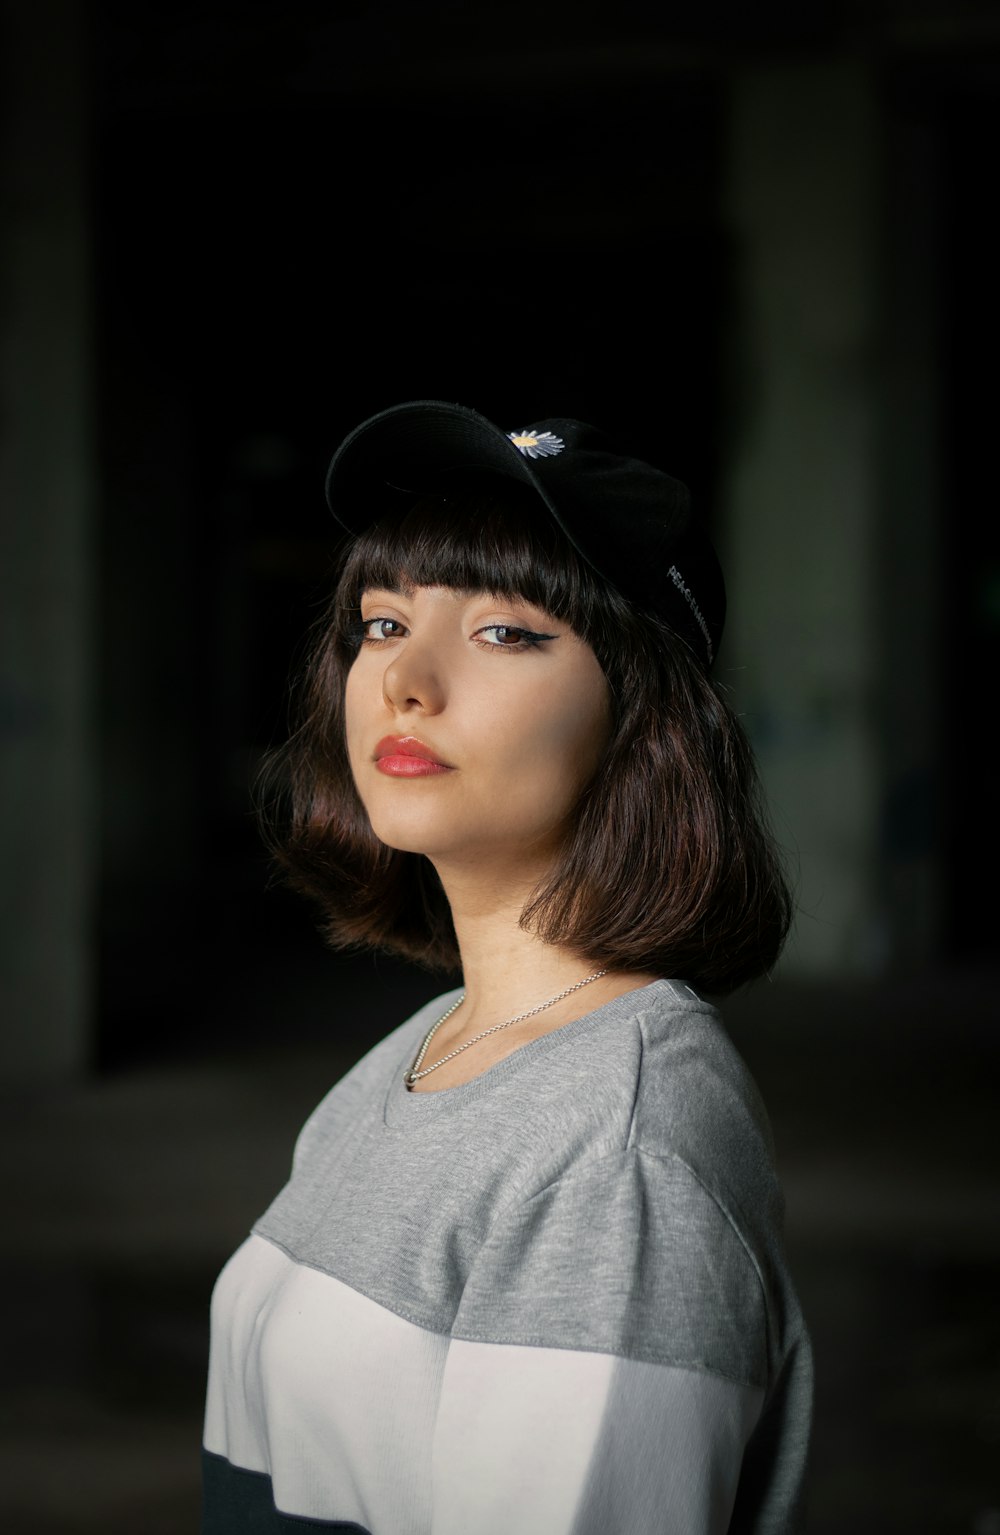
[{"xmin": 353, "ymin": 618, "xmax": 555, "ymax": 653}]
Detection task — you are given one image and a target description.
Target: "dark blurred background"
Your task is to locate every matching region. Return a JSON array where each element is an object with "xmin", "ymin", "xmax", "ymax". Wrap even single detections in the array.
[{"xmin": 2, "ymin": 2, "xmax": 999, "ymax": 1530}]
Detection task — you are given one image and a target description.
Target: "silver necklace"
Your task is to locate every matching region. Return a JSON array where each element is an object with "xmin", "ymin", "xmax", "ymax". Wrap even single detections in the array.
[{"xmin": 404, "ymin": 969, "xmax": 609, "ymax": 1088}]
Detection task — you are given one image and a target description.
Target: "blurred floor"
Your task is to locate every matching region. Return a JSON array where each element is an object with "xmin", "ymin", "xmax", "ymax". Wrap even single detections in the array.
[{"xmin": 1, "ymin": 960, "xmax": 998, "ymax": 1533}]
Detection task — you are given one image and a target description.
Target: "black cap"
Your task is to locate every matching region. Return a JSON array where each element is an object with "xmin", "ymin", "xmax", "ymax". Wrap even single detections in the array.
[{"xmin": 324, "ymin": 400, "xmax": 726, "ymax": 668}]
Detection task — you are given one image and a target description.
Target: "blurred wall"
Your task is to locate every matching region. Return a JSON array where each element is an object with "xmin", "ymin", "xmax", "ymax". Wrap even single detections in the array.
[
  {"xmin": 724, "ymin": 60, "xmax": 884, "ymax": 973},
  {"xmin": 1, "ymin": 0, "xmax": 95, "ymax": 1076},
  {"xmin": 723, "ymin": 56, "xmax": 955, "ymax": 978}
]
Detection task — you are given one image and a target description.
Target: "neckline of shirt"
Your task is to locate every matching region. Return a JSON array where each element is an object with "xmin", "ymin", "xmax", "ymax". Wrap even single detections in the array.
[{"xmin": 382, "ymin": 977, "xmax": 703, "ymax": 1127}]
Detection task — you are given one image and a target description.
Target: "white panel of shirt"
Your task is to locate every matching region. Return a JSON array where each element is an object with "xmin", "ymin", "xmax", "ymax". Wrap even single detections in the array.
[{"xmin": 204, "ymin": 1232, "xmax": 764, "ymax": 1534}]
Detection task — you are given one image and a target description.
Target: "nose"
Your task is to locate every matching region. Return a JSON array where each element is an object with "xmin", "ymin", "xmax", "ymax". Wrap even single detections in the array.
[{"xmin": 380, "ymin": 635, "xmax": 446, "ymax": 715}]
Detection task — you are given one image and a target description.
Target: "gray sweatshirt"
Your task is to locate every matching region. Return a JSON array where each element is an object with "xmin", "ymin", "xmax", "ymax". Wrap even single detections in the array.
[{"xmin": 203, "ymin": 978, "xmax": 812, "ymax": 1533}]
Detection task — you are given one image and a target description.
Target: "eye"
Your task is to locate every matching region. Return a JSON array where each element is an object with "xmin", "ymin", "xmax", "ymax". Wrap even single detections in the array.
[
  {"xmin": 473, "ymin": 624, "xmax": 557, "ymax": 652},
  {"xmin": 359, "ymin": 616, "xmax": 407, "ymax": 643}
]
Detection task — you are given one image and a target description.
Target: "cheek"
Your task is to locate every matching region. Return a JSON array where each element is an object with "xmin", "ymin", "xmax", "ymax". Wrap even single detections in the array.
[
  {"xmin": 343, "ymin": 663, "xmax": 371, "ymax": 784},
  {"xmin": 557, "ymin": 698, "xmax": 611, "ymax": 787},
  {"xmin": 506, "ymin": 678, "xmax": 611, "ymax": 804}
]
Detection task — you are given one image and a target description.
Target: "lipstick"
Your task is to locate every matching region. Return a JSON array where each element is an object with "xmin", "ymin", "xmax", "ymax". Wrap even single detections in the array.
[{"xmin": 374, "ymin": 735, "xmax": 454, "ymax": 778}]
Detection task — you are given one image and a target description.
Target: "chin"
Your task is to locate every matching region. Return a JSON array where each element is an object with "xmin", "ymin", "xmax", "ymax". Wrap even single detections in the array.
[{"xmin": 363, "ymin": 806, "xmax": 456, "ymax": 858}]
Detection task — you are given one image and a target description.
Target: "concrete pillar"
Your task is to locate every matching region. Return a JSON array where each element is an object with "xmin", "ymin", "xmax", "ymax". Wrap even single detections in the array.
[
  {"xmin": 722, "ymin": 61, "xmax": 883, "ymax": 973},
  {"xmin": 0, "ymin": 3, "xmax": 94, "ymax": 1075}
]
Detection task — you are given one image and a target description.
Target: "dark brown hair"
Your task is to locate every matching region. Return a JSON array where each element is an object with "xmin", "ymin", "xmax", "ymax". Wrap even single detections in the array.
[{"xmin": 262, "ymin": 478, "xmax": 792, "ymax": 994}]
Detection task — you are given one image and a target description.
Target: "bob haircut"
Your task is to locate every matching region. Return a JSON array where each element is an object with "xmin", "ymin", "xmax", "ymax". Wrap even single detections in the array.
[{"xmin": 264, "ymin": 476, "xmax": 792, "ymax": 995}]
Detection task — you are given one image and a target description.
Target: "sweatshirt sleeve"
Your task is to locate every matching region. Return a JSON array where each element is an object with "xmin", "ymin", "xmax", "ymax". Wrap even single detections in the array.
[{"xmin": 430, "ymin": 1147, "xmax": 769, "ymax": 1535}]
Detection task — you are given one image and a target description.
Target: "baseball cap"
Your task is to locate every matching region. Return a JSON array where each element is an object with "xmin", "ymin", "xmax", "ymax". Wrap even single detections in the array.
[{"xmin": 324, "ymin": 400, "xmax": 726, "ymax": 668}]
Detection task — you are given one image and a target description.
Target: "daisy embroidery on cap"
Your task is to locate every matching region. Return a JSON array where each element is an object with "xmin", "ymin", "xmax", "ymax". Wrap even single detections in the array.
[{"xmin": 507, "ymin": 429, "xmax": 565, "ymax": 459}]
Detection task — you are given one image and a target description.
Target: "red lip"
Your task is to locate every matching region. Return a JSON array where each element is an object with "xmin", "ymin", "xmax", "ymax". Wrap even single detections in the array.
[
  {"xmin": 375, "ymin": 735, "xmax": 448, "ymax": 763},
  {"xmin": 374, "ymin": 735, "xmax": 454, "ymax": 777}
]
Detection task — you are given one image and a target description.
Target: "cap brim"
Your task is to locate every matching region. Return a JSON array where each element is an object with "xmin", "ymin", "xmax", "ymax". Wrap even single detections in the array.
[{"xmin": 325, "ymin": 400, "xmax": 551, "ymax": 533}]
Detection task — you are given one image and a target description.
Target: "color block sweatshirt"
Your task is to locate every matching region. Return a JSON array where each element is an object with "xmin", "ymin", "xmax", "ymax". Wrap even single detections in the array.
[{"xmin": 203, "ymin": 978, "xmax": 812, "ymax": 1533}]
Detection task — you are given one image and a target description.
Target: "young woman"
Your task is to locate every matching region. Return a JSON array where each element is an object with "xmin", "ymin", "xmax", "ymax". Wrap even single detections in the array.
[{"xmin": 202, "ymin": 402, "xmax": 813, "ymax": 1533}]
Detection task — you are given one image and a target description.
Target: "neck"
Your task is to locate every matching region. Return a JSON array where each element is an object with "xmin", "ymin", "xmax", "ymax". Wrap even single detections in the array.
[
  {"xmin": 406, "ymin": 855, "xmax": 661, "ymax": 1090},
  {"xmin": 436, "ymin": 859, "xmax": 589, "ymax": 1013},
  {"xmin": 431, "ymin": 856, "xmax": 597, "ymax": 1032}
]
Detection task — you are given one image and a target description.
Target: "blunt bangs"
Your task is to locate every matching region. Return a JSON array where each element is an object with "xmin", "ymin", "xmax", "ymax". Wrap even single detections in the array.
[{"xmin": 333, "ymin": 479, "xmax": 606, "ymax": 645}]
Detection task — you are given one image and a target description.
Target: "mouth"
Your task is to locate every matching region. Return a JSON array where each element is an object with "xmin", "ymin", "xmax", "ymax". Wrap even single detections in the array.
[{"xmin": 374, "ymin": 735, "xmax": 454, "ymax": 777}]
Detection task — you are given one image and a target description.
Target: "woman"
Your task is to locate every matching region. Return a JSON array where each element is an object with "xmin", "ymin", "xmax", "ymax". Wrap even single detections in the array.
[{"xmin": 202, "ymin": 402, "xmax": 813, "ymax": 1533}]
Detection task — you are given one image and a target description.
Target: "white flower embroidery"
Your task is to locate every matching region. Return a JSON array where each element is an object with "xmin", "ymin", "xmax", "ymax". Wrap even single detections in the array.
[{"xmin": 507, "ymin": 429, "xmax": 565, "ymax": 459}]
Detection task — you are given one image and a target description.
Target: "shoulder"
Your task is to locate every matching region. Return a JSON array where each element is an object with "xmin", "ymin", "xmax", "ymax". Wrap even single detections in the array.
[
  {"xmin": 604, "ymin": 978, "xmax": 772, "ymax": 1149},
  {"xmin": 450, "ymin": 980, "xmax": 793, "ymax": 1383},
  {"xmin": 626, "ymin": 981, "xmax": 783, "ymax": 1239},
  {"xmin": 610, "ymin": 981, "xmax": 792, "ymax": 1335},
  {"xmin": 457, "ymin": 1137, "xmax": 771, "ymax": 1385},
  {"xmin": 515, "ymin": 979, "xmax": 779, "ymax": 1218}
]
